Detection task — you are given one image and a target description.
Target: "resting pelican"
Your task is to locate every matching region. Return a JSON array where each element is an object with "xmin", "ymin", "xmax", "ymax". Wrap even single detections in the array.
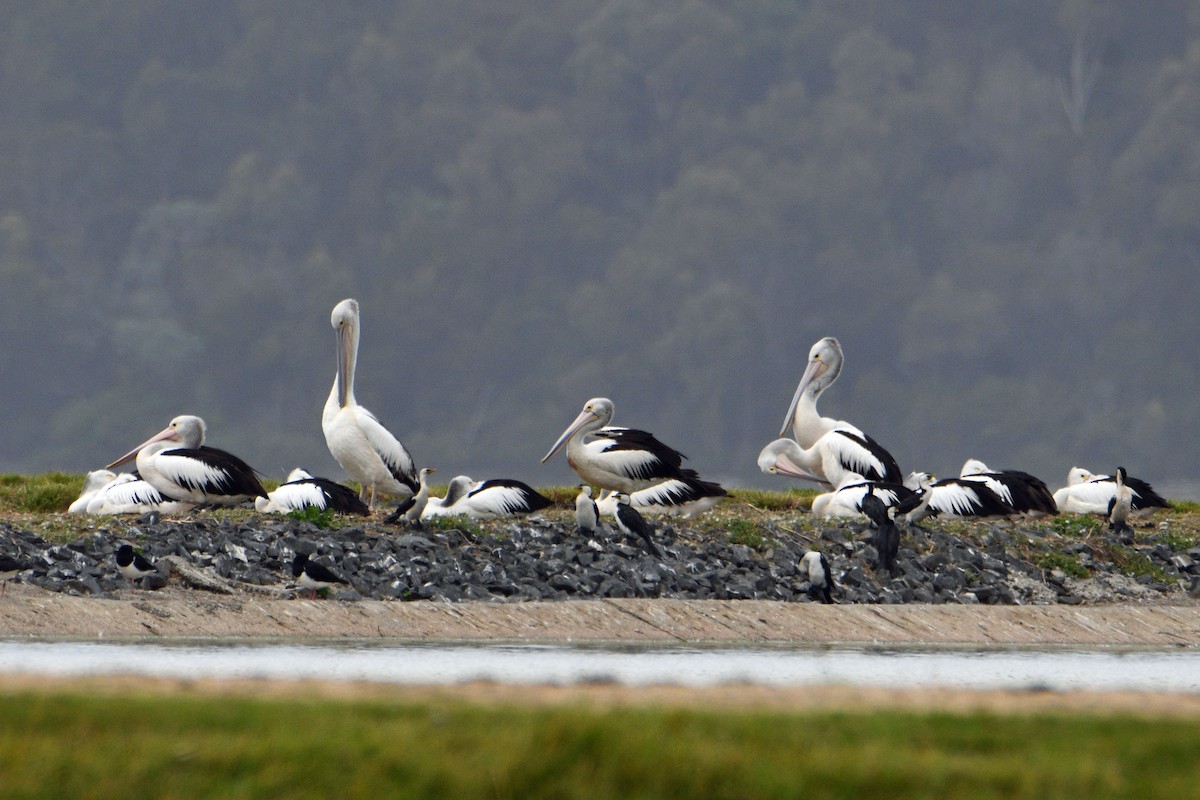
[
  {"xmin": 778, "ymin": 337, "xmax": 902, "ymax": 483},
  {"xmin": 106, "ymin": 415, "xmax": 267, "ymax": 506},
  {"xmin": 68, "ymin": 469, "xmax": 118, "ymax": 513},
  {"xmin": 809, "ymin": 473, "xmax": 916, "ymax": 519},
  {"xmin": 86, "ymin": 472, "xmax": 194, "ymax": 516},
  {"xmin": 958, "ymin": 459, "xmax": 1058, "ymax": 516},
  {"xmin": 541, "ymin": 398, "xmax": 694, "ymax": 492},
  {"xmin": 1053, "ymin": 467, "xmax": 1169, "ymax": 514},
  {"xmin": 422, "ymin": 475, "xmax": 553, "ymax": 520},
  {"xmin": 597, "ymin": 471, "xmax": 727, "ymax": 519},
  {"xmin": 255, "ymin": 468, "xmax": 370, "ymax": 516},
  {"xmin": 757, "ymin": 432, "xmax": 898, "ymax": 488},
  {"xmin": 901, "ymin": 471, "xmax": 1015, "ymax": 519},
  {"xmin": 323, "ymin": 298, "xmax": 418, "ymax": 507}
]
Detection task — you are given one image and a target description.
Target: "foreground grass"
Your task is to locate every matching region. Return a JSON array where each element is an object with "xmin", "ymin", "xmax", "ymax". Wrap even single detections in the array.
[{"xmin": 1, "ymin": 689, "xmax": 1198, "ymax": 799}]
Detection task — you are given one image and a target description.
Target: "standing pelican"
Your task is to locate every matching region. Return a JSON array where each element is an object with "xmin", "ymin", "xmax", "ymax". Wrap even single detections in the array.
[
  {"xmin": 106, "ymin": 415, "xmax": 267, "ymax": 506},
  {"xmin": 323, "ymin": 298, "xmax": 418, "ymax": 507},
  {"xmin": 958, "ymin": 459, "xmax": 1058, "ymax": 516},
  {"xmin": 778, "ymin": 337, "xmax": 902, "ymax": 483},
  {"xmin": 541, "ymin": 398, "xmax": 693, "ymax": 492}
]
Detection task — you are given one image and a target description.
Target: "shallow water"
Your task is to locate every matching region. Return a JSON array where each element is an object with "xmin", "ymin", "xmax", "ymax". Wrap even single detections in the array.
[{"xmin": 0, "ymin": 639, "xmax": 1197, "ymax": 693}]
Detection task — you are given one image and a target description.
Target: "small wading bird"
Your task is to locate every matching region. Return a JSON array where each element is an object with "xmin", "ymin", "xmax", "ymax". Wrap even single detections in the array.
[
  {"xmin": 799, "ymin": 551, "xmax": 834, "ymax": 604},
  {"xmin": 421, "ymin": 476, "xmax": 553, "ymax": 520},
  {"xmin": 115, "ymin": 544, "xmax": 157, "ymax": 590},
  {"xmin": 0, "ymin": 555, "xmax": 27, "ymax": 595},
  {"xmin": 323, "ymin": 298, "xmax": 418, "ymax": 507},
  {"xmin": 384, "ymin": 467, "xmax": 437, "ymax": 525},
  {"xmin": 542, "ymin": 398, "xmax": 698, "ymax": 492},
  {"xmin": 292, "ymin": 553, "xmax": 350, "ymax": 599},
  {"xmin": 779, "ymin": 337, "xmax": 903, "ymax": 483},
  {"xmin": 958, "ymin": 459, "xmax": 1057, "ymax": 516},
  {"xmin": 1107, "ymin": 467, "xmax": 1133, "ymax": 535},
  {"xmin": 1052, "ymin": 467, "xmax": 1169, "ymax": 515},
  {"xmin": 106, "ymin": 415, "xmax": 267, "ymax": 507},
  {"xmin": 612, "ymin": 492, "xmax": 662, "ymax": 557},
  {"xmin": 256, "ymin": 468, "xmax": 370, "ymax": 516}
]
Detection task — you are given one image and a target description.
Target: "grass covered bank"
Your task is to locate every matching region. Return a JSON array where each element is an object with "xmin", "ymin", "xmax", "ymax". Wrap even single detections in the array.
[{"xmin": 1, "ymin": 685, "xmax": 1198, "ymax": 799}]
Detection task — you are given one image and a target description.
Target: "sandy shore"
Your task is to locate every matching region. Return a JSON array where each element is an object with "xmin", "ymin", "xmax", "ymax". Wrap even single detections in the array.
[{"xmin": 0, "ymin": 584, "xmax": 1198, "ymax": 646}]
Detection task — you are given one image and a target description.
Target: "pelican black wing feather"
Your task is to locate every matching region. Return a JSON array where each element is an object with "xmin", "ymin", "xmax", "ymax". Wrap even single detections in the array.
[
  {"xmin": 593, "ymin": 427, "xmax": 687, "ymax": 480},
  {"xmin": 471, "ymin": 479, "xmax": 554, "ymax": 514},
  {"xmin": 831, "ymin": 430, "xmax": 903, "ymax": 484},
  {"xmin": 170, "ymin": 446, "xmax": 268, "ymax": 498}
]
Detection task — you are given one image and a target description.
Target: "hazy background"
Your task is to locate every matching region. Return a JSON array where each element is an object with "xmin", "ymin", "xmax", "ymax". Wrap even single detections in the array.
[{"xmin": 2, "ymin": 1, "xmax": 1198, "ymax": 496}]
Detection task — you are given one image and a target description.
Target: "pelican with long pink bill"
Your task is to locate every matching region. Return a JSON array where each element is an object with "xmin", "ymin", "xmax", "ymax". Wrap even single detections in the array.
[
  {"xmin": 323, "ymin": 298, "xmax": 418, "ymax": 507},
  {"xmin": 105, "ymin": 415, "xmax": 267, "ymax": 507},
  {"xmin": 541, "ymin": 397, "xmax": 693, "ymax": 492},
  {"xmin": 757, "ymin": 429, "xmax": 899, "ymax": 489}
]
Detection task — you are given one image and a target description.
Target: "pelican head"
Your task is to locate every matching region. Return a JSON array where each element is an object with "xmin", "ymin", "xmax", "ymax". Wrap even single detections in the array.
[
  {"xmin": 541, "ymin": 397, "xmax": 615, "ymax": 463},
  {"xmin": 780, "ymin": 337, "xmax": 844, "ymax": 436},
  {"xmin": 757, "ymin": 438, "xmax": 822, "ymax": 482},
  {"xmin": 960, "ymin": 458, "xmax": 990, "ymax": 477},
  {"xmin": 331, "ymin": 298, "xmax": 360, "ymax": 409},
  {"xmin": 904, "ymin": 471, "xmax": 936, "ymax": 491},
  {"xmin": 1066, "ymin": 467, "xmax": 1094, "ymax": 486},
  {"xmin": 106, "ymin": 415, "xmax": 207, "ymax": 469},
  {"xmin": 442, "ymin": 475, "xmax": 474, "ymax": 506}
]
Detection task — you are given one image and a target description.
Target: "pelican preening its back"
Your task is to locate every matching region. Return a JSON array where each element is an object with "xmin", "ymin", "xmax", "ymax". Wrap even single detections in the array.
[
  {"xmin": 757, "ymin": 433, "xmax": 900, "ymax": 488},
  {"xmin": 106, "ymin": 415, "xmax": 267, "ymax": 507},
  {"xmin": 323, "ymin": 298, "xmax": 419, "ymax": 507},
  {"xmin": 810, "ymin": 474, "xmax": 916, "ymax": 519},
  {"xmin": 541, "ymin": 398, "xmax": 701, "ymax": 492}
]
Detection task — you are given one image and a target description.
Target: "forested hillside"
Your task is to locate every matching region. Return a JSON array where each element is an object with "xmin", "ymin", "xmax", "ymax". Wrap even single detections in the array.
[{"xmin": 2, "ymin": 1, "xmax": 1197, "ymax": 491}]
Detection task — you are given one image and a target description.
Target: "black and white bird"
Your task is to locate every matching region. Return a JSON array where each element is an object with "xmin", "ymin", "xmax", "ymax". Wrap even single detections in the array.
[
  {"xmin": 292, "ymin": 553, "xmax": 350, "ymax": 599},
  {"xmin": 860, "ymin": 485, "xmax": 899, "ymax": 575},
  {"xmin": 257, "ymin": 468, "xmax": 371, "ymax": 516},
  {"xmin": 574, "ymin": 484, "xmax": 600, "ymax": 535},
  {"xmin": 903, "ymin": 472, "xmax": 1017, "ymax": 520},
  {"xmin": 596, "ymin": 471, "xmax": 727, "ymax": 519},
  {"xmin": 115, "ymin": 544, "xmax": 157, "ymax": 590},
  {"xmin": 422, "ymin": 476, "xmax": 553, "ymax": 520},
  {"xmin": 106, "ymin": 415, "xmax": 267, "ymax": 507},
  {"xmin": 542, "ymin": 397, "xmax": 700, "ymax": 492},
  {"xmin": 612, "ymin": 492, "xmax": 663, "ymax": 557},
  {"xmin": 1107, "ymin": 467, "xmax": 1134, "ymax": 535},
  {"xmin": 84, "ymin": 472, "xmax": 194, "ymax": 516},
  {"xmin": 958, "ymin": 459, "xmax": 1058, "ymax": 516},
  {"xmin": 799, "ymin": 551, "xmax": 834, "ymax": 604},
  {"xmin": 384, "ymin": 467, "xmax": 437, "ymax": 525},
  {"xmin": 779, "ymin": 336, "xmax": 903, "ymax": 483},
  {"xmin": 1053, "ymin": 467, "xmax": 1170, "ymax": 514},
  {"xmin": 758, "ymin": 432, "xmax": 900, "ymax": 489},
  {"xmin": 0, "ymin": 555, "xmax": 27, "ymax": 595},
  {"xmin": 322, "ymin": 298, "xmax": 419, "ymax": 507},
  {"xmin": 809, "ymin": 473, "xmax": 916, "ymax": 519}
]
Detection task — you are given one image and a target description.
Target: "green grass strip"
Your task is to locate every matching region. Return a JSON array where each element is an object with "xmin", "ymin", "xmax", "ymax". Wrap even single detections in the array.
[{"xmin": 0, "ymin": 689, "xmax": 1198, "ymax": 798}]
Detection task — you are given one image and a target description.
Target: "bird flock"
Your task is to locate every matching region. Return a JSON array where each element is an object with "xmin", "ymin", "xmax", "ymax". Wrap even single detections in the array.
[{"xmin": 54, "ymin": 304, "xmax": 1171, "ymax": 600}]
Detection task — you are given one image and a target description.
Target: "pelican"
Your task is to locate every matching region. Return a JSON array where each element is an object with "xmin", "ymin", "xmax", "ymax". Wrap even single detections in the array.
[
  {"xmin": 596, "ymin": 471, "xmax": 727, "ymax": 519},
  {"xmin": 541, "ymin": 398, "xmax": 694, "ymax": 492},
  {"xmin": 68, "ymin": 469, "xmax": 117, "ymax": 513},
  {"xmin": 1108, "ymin": 467, "xmax": 1133, "ymax": 534},
  {"xmin": 292, "ymin": 553, "xmax": 350, "ymax": 599},
  {"xmin": 809, "ymin": 473, "xmax": 916, "ymax": 519},
  {"xmin": 799, "ymin": 551, "xmax": 834, "ymax": 603},
  {"xmin": 86, "ymin": 472, "xmax": 194, "ymax": 516},
  {"xmin": 323, "ymin": 298, "xmax": 418, "ymax": 507},
  {"xmin": 575, "ymin": 484, "xmax": 600, "ymax": 534},
  {"xmin": 902, "ymin": 471, "xmax": 1016, "ymax": 519},
  {"xmin": 255, "ymin": 468, "xmax": 370, "ymax": 516},
  {"xmin": 422, "ymin": 475, "xmax": 553, "ymax": 520},
  {"xmin": 612, "ymin": 492, "xmax": 662, "ymax": 557},
  {"xmin": 106, "ymin": 415, "xmax": 267, "ymax": 506},
  {"xmin": 384, "ymin": 467, "xmax": 437, "ymax": 525},
  {"xmin": 958, "ymin": 459, "xmax": 1058, "ymax": 516},
  {"xmin": 115, "ymin": 544, "xmax": 157, "ymax": 590},
  {"xmin": 757, "ymin": 432, "xmax": 898, "ymax": 488},
  {"xmin": 1053, "ymin": 467, "xmax": 1169, "ymax": 514},
  {"xmin": 779, "ymin": 337, "xmax": 902, "ymax": 482}
]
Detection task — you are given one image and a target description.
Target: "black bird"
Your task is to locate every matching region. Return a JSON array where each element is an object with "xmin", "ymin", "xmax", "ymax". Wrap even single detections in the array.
[
  {"xmin": 613, "ymin": 492, "xmax": 662, "ymax": 557},
  {"xmin": 1107, "ymin": 466, "xmax": 1133, "ymax": 536},
  {"xmin": 115, "ymin": 544, "xmax": 157, "ymax": 590},
  {"xmin": 0, "ymin": 555, "xmax": 27, "ymax": 595},
  {"xmin": 575, "ymin": 484, "xmax": 600, "ymax": 535},
  {"xmin": 800, "ymin": 551, "xmax": 834, "ymax": 603},
  {"xmin": 860, "ymin": 485, "xmax": 899, "ymax": 575},
  {"xmin": 292, "ymin": 553, "xmax": 350, "ymax": 599}
]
